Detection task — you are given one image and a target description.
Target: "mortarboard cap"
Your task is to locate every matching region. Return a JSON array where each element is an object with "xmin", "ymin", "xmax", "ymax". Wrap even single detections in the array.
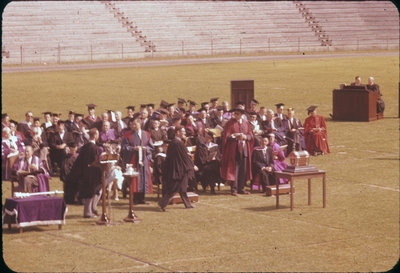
[
  {"xmin": 188, "ymin": 100, "xmax": 197, "ymax": 106},
  {"xmin": 146, "ymin": 103, "xmax": 155, "ymax": 108},
  {"xmin": 248, "ymin": 111, "xmax": 258, "ymax": 116},
  {"xmin": 2, "ymin": 113, "xmax": 8, "ymax": 119},
  {"xmin": 68, "ymin": 111, "xmax": 75, "ymax": 115},
  {"xmin": 159, "ymin": 109, "xmax": 169, "ymax": 115},
  {"xmin": 307, "ymin": 105, "xmax": 317, "ymax": 114},
  {"xmin": 210, "ymin": 97, "xmax": 219, "ymax": 102},
  {"xmin": 33, "ymin": 117, "xmax": 40, "ymax": 122},
  {"xmin": 167, "ymin": 103, "xmax": 175, "ymax": 108},
  {"xmin": 160, "ymin": 100, "xmax": 169, "ymax": 108},
  {"xmin": 126, "ymin": 106, "xmax": 135, "ymax": 111},
  {"xmin": 75, "ymin": 113, "xmax": 83, "ymax": 118},
  {"xmin": 198, "ymin": 107, "xmax": 207, "ymax": 112},
  {"xmin": 140, "ymin": 104, "xmax": 147, "ymax": 108},
  {"xmin": 87, "ymin": 104, "xmax": 96, "ymax": 109},
  {"xmin": 52, "ymin": 113, "xmax": 62, "ymax": 117},
  {"xmin": 250, "ymin": 98, "xmax": 259, "ymax": 104},
  {"xmin": 178, "ymin": 98, "xmax": 186, "ymax": 104},
  {"xmin": 42, "ymin": 112, "xmax": 52, "ymax": 115},
  {"xmin": 235, "ymin": 101, "xmax": 245, "ymax": 106},
  {"xmin": 229, "ymin": 108, "xmax": 245, "ymax": 114},
  {"xmin": 57, "ymin": 120, "xmax": 65, "ymax": 125},
  {"xmin": 201, "ymin": 102, "xmax": 209, "ymax": 107},
  {"xmin": 275, "ymin": 103, "xmax": 285, "ymax": 108}
]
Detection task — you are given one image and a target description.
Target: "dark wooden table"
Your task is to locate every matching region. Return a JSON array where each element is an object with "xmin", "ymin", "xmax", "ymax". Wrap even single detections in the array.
[{"xmin": 274, "ymin": 170, "xmax": 326, "ymax": 211}]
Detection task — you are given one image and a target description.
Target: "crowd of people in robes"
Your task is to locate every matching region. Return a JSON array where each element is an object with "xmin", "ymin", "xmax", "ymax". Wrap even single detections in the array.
[{"xmin": 2, "ymin": 94, "xmax": 337, "ymax": 214}]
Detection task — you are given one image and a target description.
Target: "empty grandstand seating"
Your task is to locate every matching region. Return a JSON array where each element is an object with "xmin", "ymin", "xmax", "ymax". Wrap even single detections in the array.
[{"xmin": 1, "ymin": 1, "xmax": 398, "ymax": 64}]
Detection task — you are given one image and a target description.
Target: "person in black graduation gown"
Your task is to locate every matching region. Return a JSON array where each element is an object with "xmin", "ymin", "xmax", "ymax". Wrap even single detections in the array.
[
  {"xmin": 66, "ymin": 128, "xmax": 102, "ymax": 218},
  {"xmin": 158, "ymin": 126, "xmax": 195, "ymax": 211},
  {"xmin": 194, "ymin": 130, "xmax": 221, "ymax": 194},
  {"xmin": 251, "ymin": 134, "xmax": 275, "ymax": 192}
]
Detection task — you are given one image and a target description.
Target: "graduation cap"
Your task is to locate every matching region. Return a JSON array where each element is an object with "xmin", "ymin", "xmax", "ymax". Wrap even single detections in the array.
[
  {"xmin": 52, "ymin": 113, "xmax": 62, "ymax": 117},
  {"xmin": 126, "ymin": 106, "xmax": 135, "ymax": 111},
  {"xmin": 275, "ymin": 103, "xmax": 285, "ymax": 108},
  {"xmin": 179, "ymin": 107, "xmax": 186, "ymax": 113},
  {"xmin": 75, "ymin": 113, "xmax": 83, "ymax": 118},
  {"xmin": 172, "ymin": 115, "xmax": 182, "ymax": 123},
  {"xmin": 160, "ymin": 100, "xmax": 169, "ymax": 108},
  {"xmin": 151, "ymin": 116, "xmax": 160, "ymax": 121},
  {"xmin": 188, "ymin": 100, "xmax": 197, "ymax": 106},
  {"xmin": 2, "ymin": 113, "xmax": 8, "ymax": 119},
  {"xmin": 307, "ymin": 105, "xmax": 317, "ymax": 114},
  {"xmin": 235, "ymin": 101, "xmax": 245, "ymax": 106},
  {"xmin": 33, "ymin": 117, "xmax": 40, "ymax": 122},
  {"xmin": 132, "ymin": 112, "xmax": 141, "ymax": 121},
  {"xmin": 198, "ymin": 107, "xmax": 207, "ymax": 112},
  {"xmin": 201, "ymin": 102, "xmax": 209, "ymax": 107},
  {"xmin": 146, "ymin": 103, "xmax": 155, "ymax": 108},
  {"xmin": 250, "ymin": 98, "xmax": 259, "ymax": 104},
  {"xmin": 177, "ymin": 98, "xmax": 186, "ymax": 104},
  {"xmin": 68, "ymin": 111, "xmax": 75, "ymax": 115},
  {"xmin": 87, "ymin": 103, "xmax": 96, "ymax": 109},
  {"xmin": 57, "ymin": 120, "xmax": 65, "ymax": 125},
  {"xmin": 159, "ymin": 109, "xmax": 169, "ymax": 115},
  {"xmin": 210, "ymin": 97, "xmax": 219, "ymax": 102},
  {"xmin": 140, "ymin": 104, "xmax": 147, "ymax": 109},
  {"xmin": 248, "ymin": 111, "xmax": 258, "ymax": 116},
  {"xmin": 42, "ymin": 112, "xmax": 52, "ymax": 116},
  {"xmin": 229, "ymin": 108, "xmax": 245, "ymax": 114},
  {"xmin": 167, "ymin": 103, "xmax": 175, "ymax": 108}
]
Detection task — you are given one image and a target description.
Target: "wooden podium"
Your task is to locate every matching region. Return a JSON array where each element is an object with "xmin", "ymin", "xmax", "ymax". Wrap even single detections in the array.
[
  {"xmin": 231, "ymin": 80, "xmax": 254, "ymax": 109},
  {"xmin": 332, "ymin": 86, "xmax": 378, "ymax": 121}
]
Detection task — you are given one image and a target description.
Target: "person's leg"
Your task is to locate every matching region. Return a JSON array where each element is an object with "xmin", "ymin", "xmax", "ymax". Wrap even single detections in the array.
[{"xmin": 179, "ymin": 191, "xmax": 194, "ymax": 208}]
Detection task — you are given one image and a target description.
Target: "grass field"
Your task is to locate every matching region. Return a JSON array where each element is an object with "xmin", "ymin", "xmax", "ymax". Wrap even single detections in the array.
[{"xmin": 2, "ymin": 52, "xmax": 399, "ymax": 272}]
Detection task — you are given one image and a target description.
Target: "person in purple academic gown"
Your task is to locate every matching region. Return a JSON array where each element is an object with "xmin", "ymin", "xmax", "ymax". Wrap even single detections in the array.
[
  {"xmin": 13, "ymin": 145, "xmax": 50, "ymax": 193},
  {"xmin": 99, "ymin": 121, "xmax": 116, "ymax": 145},
  {"xmin": 268, "ymin": 133, "xmax": 288, "ymax": 184},
  {"xmin": 121, "ymin": 115, "xmax": 153, "ymax": 204}
]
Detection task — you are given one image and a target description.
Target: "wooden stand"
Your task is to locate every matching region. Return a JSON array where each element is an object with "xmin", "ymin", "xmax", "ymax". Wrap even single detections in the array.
[
  {"xmin": 123, "ymin": 174, "xmax": 140, "ymax": 223},
  {"xmin": 96, "ymin": 166, "xmax": 110, "ymax": 225}
]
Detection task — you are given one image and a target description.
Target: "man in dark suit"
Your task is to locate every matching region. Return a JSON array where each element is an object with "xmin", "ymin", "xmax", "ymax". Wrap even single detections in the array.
[
  {"xmin": 48, "ymin": 120, "xmax": 74, "ymax": 173},
  {"xmin": 251, "ymin": 134, "xmax": 275, "ymax": 192},
  {"xmin": 17, "ymin": 111, "xmax": 33, "ymax": 143},
  {"xmin": 282, "ymin": 108, "xmax": 306, "ymax": 155},
  {"xmin": 210, "ymin": 106, "xmax": 227, "ymax": 129}
]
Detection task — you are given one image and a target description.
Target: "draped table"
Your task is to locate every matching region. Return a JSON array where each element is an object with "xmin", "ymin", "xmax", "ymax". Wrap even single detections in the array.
[{"xmin": 2, "ymin": 196, "xmax": 67, "ymax": 233}]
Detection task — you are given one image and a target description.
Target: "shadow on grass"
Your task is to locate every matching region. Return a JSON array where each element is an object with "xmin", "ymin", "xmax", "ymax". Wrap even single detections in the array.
[
  {"xmin": 2, "ymin": 225, "xmax": 58, "ymax": 234},
  {"xmin": 371, "ymin": 157, "xmax": 399, "ymax": 161},
  {"xmin": 244, "ymin": 204, "xmax": 290, "ymax": 212}
]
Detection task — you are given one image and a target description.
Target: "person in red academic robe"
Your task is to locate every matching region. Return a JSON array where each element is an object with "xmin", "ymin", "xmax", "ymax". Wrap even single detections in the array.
[
  {"xmin": 220, "ymin": 108, "xmax": 254, "ymax": 195},
  {"xmin": 304, "ymin": 106, "xmax": 330, "ymax": 156}
]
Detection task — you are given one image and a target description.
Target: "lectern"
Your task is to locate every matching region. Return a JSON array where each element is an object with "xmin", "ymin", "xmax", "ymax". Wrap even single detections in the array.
[{"xmin": 332, "ymin": 86, "xmax": 378, "ymax": 121}]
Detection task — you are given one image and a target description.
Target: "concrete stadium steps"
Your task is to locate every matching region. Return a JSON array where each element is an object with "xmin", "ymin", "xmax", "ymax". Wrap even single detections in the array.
[
  {"xmin": 302, "ymin": 0, "xmax": 399, "ymax": 49},
  {"xmin": 2, "ymin": 1, "xmax": 145, "ymax": 64},
  {"xmin": 112, "ymin": 0, "xmax": 322, "ymax": 54}
]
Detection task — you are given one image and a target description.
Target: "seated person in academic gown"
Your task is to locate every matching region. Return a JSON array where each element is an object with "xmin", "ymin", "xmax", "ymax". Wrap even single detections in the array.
[
  {"xmin": 261, "ymin": 109, "xmax": 287, "ymax": 145},
  {"xmin": 2, "ymin": 126, "xmax": 24, "ymax": 180},
  {"xmin": 99, "ymin": 121, "xmax": 116, "ymax": 145},
  {"xmin": 304, "ymin": 106, "xmax": 330, "ymax": 156},
  {"xmin": 366, "ymin": 76, "xmax": 385, "ymax": 114},
  {"xmin": 268, "ymin": 133, "xmax": 288, "ymax": 184},
  {"xmin": 194, "ymin": 130, "xmax": 221, "ymax": 194},
  {"xmin": 82, "ymin": 104, "xmax": 101, "ymax": 129},
  {"xmin": 17, "ymin": 111, "xmax": 34, "ymax": 145},
  {"xmin": 13, "ymin": 145, "xmax": 50, "ymax": 193}
]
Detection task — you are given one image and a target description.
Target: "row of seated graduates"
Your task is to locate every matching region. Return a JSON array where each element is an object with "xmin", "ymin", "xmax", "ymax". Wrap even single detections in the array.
[{"xmin": 2, "ymin": 97, "xmax": 305, "ymax": 195}]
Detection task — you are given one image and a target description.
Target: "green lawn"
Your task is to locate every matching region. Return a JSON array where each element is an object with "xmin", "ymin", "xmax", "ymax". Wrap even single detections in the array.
[{"xmin": 2, "ymin": 52, "xmax": 399, "ymax": 272}]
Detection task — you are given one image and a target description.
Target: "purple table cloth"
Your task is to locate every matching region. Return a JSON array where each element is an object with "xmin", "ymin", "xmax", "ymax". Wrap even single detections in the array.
[{"xmin": 2, "ymin": 196, "xmax": 67, "ymax": 227}]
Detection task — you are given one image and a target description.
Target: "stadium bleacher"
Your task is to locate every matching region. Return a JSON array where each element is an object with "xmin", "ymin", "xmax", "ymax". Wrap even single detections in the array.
[{"xmin": 1, "ymin": 1, "xmax": 398, "ymax": 64}]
